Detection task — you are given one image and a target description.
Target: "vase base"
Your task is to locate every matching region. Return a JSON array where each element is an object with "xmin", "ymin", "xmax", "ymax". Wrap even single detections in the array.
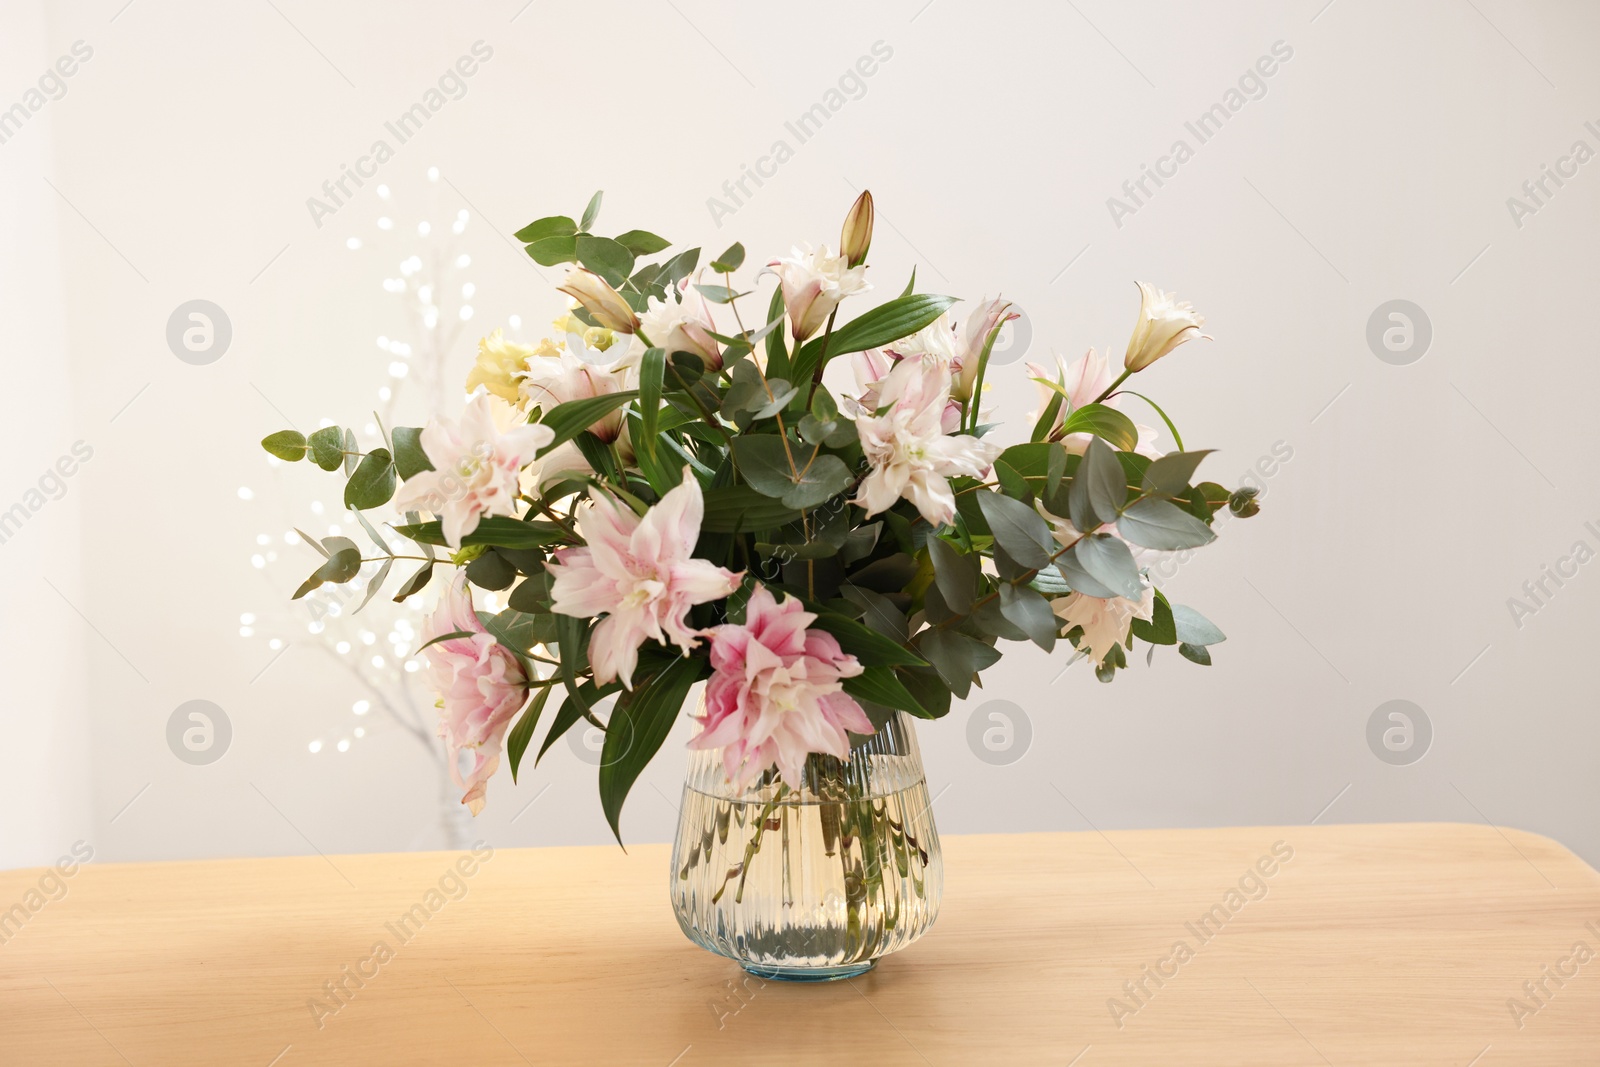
[{"xmin": 740, "ymin": 960, "xmax": 877, "ymax": 983}]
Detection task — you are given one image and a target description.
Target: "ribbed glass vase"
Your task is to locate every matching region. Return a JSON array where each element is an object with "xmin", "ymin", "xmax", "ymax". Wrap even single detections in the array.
[{"xmin": 669, "ymin": 710, "xmax": 942, "ymax": 981}]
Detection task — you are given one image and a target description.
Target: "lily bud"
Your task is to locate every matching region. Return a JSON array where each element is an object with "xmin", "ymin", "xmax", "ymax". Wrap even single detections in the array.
[
  {"xmin": 840, "ymin": 189, "xmax": 874, "ymax": 268},
  {"xmin": 557, "ymin": 268, "xmax": 639, "ymax": 334},
  {"xmin": 1123, "ymin": 281, "xmax": 1208, "ymax": 372}
]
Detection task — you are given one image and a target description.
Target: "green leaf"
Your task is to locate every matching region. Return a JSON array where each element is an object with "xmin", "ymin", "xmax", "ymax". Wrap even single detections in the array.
[
  {"xmin": 1059, "ymin": 403, "xmax": 1139, "ymax": 451},
  {"xmin": 554, "ymin": 613, "xmax": 591, "ymax": 717},
  {"xmin": 764, "ymin": 286, "xmax": 789, "ymax": 378},
  {"xmin": 354, "ymin": 555, "xmax": 394, "ymax": 613},
  {"xmin": 782, "ymin": 454, "xmax": 853, "ymax": 510},
  {"xmin": 575, "ymin": 235, "xmax": 634, "ymax": 287},
  {"xmin": 391, "ymin": 560, "xmax": 433, "ymax": 602},
  {"xmin": 1120, "ymin": 390, "xmax": 1185, "ymax": 452},
  {"xmin": 1055, "ymin": 544, "xmax": 1119, "ymax": 599},
  {"xmin": 915, "ymin": 628, "xmax": 1000, "ymax": 700},
  {"xmin": 1178, "ymin": 642, "xmax": 1212, "ymax": 666},
  {"xmin": 600, "ymin": 656, "xmax": 702, "ymax": 845},
  {"xmin": 1143, "ymin": 450, "xmax": 1215, "ymax": 497},
  {"xmin": 1073, "ymin": 532, "xmax": 1143, "ymax": 600},
  {"xmin": 928, "ymin": 537, "xmax": 979, "ymax": 614},
  {"xmin": 693, "ymin": 283, "xmax": 742, "ymax": 304},
  {"xmin": 391, "ymin": 427, "xmax": 432, "ymax": 479},
  {"xmin": 579, "ymin": 190, "xmax": 603, "ymax": 233},
  {"xmin": 514, "ymin": 215, "xmax": 577, "ymax": 243},
  {"xmin": 750, "ymin": 382, "xmax": 800, "ymax": 421},
  {"xmin": 730, "ymin": 435, "xmax": 796, "ymax": 499},
  {"xmin": 525, "ymin": 234, "xmax": 578, "ymax": 266},
  {"xmin": 344, "ymin": 448, "xmax": 397, "ymax": 510},
  {"xmin": 395, "ymin": 516, "xmax": 566, "ymax": 551},
  {"xmin": 993, "ymin": 459, "xmax": 1031, "ymax": 502},
  {"xmin": 842, "ymin": 667, "xmax": 930, "ymax": 719},
  {"xmin": 341, "ymin": 429, "xmax": 358, "ymax": 477},
  {"xmin": 416, "ymin": 628, "xmax": 475, "ymax": 652},
  {"xmin": 614, "ymin": 229, "xmax": 670, "ymax": 256},
  {"xmin": 976, "ymin": 491, "xmax": 1055, "ymax": 569},
  {"xmin": 262, "ymin": 429, "xmax": 307, "ymax": 461},
  {"xmin": 662, "ymin": 246, "xmax": 700, "ymax": 289},
  {"xmin": 997, "ymin": 583, "xmax": 1057, "ymax": 651},
  {"xmin": 465, "ymin": 551, "xmax": 517, "ymax": 591},
  {"xmin": 638, "ymin": 347, "xmax": 665, "ymax": 461},
  {"xmin": 812, "ymin": 610, "xmax": 927, "ymax": 667},
  {"xmin": 309, "ymin": 426, "xmax": 344, "ymax": 471},
  {"xmin": 899, "ymin": 266, "xmax": 917, "ymax": 298},
  {"xmin": 699, "ymin": 484, "xmax": 802, "ymax": 533},
  {"xmin": 535, "ymin": 681, "xmax": 611, "ymax": 765},
  {"xmin": 507, "ymin": 685, "xmax": 553, "ymax": 783},
  {"xmin": 1047, "ymin": 443, "xmax": 1070, "ymax": 498},
  {"xmin": 710, "ymin": 242, "xmax": 745, "ymax": 272},
  {"xmin": 790, "ymin": 293, "xmax": 958, "ymax": 383},
  {"xmin": 1117, "ymin": 497, "xmax": 1218, "ymax": 551},
  {"xmin": 839, "ymin": 583, "xmax": 906, "ymax": 642},
  {"xmin": 1074, "ymin": 437, "xmax": 1125, "ymax": 526},
  {"xmin": 1131, "ymin": 590, "xmax": 1177, "ymax": 645},
  {"xmin": 1171, "ymin": 604, "xmax": 1226, "ymax": 646},
  {"xmin": 534, "ymin": 391, "xmax": 640, "ymax": 457},
  {"xmin": 292, "ymin": 536, "xmax": 361, "ymax": 598}
]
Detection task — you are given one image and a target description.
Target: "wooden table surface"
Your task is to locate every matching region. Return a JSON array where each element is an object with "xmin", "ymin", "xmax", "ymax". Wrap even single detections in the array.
[{"xmin": 2, "ymin": 823, "xmax": 1598, "ymax": 1065}]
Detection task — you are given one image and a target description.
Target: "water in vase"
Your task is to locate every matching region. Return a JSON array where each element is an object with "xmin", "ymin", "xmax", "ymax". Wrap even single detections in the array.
[{"xmin": 670, "ymin": 712, "xmax": 943, "ymax": 980}]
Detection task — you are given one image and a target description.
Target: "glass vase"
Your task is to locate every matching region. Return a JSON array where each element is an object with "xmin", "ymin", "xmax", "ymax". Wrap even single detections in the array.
[{"xmin": 669, "ymin": 710, "xmax": 942, "ymax": 981}]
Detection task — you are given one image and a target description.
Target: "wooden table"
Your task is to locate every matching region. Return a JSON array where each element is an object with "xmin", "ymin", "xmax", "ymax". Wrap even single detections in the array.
[{"xmin": 2, "ymin": 823, "xmax": 1597, "ymax": 1065}]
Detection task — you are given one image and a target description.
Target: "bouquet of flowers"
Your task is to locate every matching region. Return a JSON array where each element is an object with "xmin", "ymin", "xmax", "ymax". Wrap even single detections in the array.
[{"xmin": 260, "ymin": 190, "xmax": 1258, "ymax": 842}]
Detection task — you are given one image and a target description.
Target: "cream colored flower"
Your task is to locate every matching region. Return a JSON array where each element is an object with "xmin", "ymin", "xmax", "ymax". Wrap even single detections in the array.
[
  {"xmin": 557, "ymin": 268, "xmax": 640, "ymax": 334},
  {"xmin": 1124, "ymin": 281, "xmax": 1208, "ymax": 372},
  {"xmin": 465, "ymin": 330, "xmax": 536, "ymax": 403},
  {"xmin": 765, "ymin": 243, "xmax": 870, "ymax": 341},
  {"xmin": 1051, "ymin": 587, "xmax": 1153, "ymax": 667}
]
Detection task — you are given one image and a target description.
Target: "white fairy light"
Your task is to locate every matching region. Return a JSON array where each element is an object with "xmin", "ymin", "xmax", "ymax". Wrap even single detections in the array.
[
  {"xmin": 336, "ymin": 641, "xmax": 351, "ymax": 654},
  {"xmin": 459, "ymin": 306, "xmax": 474, "ymax": 321},
  {"xmin": 239, "ymin": 626, "xmax": 253, "ymax": 637},
  {"xmin": 427, "ymin": 166, "xmax": 439, "ymax": 181},
  {"xmin": 255, "ymin": 534, "xmax": 270, "ymax": 545},
  {"xmin": 378, "ymin": 216, "xmax": 393, "ymax": 230},
  {"xmin": 461, "ymin": 283, "xmax": 475, "ymax": 299},
  {"xmin": 337, "ymin": 739, "xmax": 351, "ymax": 753},
  {"xmin": 417, "ymin": 221, "xmax": 431, "ymax": 237},
  {"xmin": 309, "ymin": 740, "xmax": 323, "ymax": 754},
  {"xmin": 353, "ymin": 700, "xmax": 370, "ymax": 716},
  {"xmin": 310, "ymin": 501, "xmax": 325, "ymax": 516},
  {"xmin": 237, "ymin": 487, "xmax": 254, "ymax": 500},
  {"xmin": 269, "ymin": 638, "xmax": 283, "ymax": 650},
  {"xmin": 346, "ymin": 237, "xmax": 362, "ymax": 250},
  {"xmin": 508, "ymin": 314, "xmax": 522, "ymax": 330},
  {"xmin": 455, "ymin": 253, "xmax": 471, "ymax": 268},
  {"xmin": 371, "ymin": 656, "xmax": 385, "ymax": 669},
  {"xmin": 251, "ymin": 554, "xmax": 265, "ymax": 569},
  {"xmin": 240, "ymin": 613, "xmax": 256, "ymax": 624}
]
